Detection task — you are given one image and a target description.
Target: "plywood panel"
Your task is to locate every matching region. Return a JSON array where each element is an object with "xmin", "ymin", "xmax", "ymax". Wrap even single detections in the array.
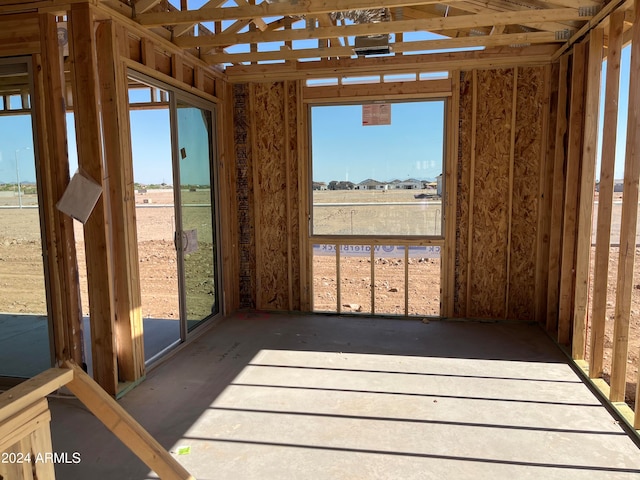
[
  {"xmin": 252, "ymin": 82, "xmax": 290, "ymax": 310},
  {"xmin": 454, "ymin": 71, "xmax": 473, "ymax": 317},
  {"xmin": 233, "ymin": 83, "xmax": 256, "ymax": 309},
  {"xmin": 469, "ymin": 68, "xmax": 514, "ymax": 318},
  {"xmin": 508, "ymin": 66, "xmax": 546, "ymax": 320}
]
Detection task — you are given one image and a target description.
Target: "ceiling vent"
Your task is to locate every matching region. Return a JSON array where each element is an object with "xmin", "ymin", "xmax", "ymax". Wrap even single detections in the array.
[{"xmin": 354, "ymin": 34, "xmax": 391, "ymax": 56}]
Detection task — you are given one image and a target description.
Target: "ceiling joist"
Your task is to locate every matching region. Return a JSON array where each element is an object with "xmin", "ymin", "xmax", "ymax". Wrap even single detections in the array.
[
  {"xmin": 173, "ymin": 8, "xmax": 590, "ymax": 48},
  {"xmin": 202, "ymin": 30, "xmax": 562, "ymax": 64}
]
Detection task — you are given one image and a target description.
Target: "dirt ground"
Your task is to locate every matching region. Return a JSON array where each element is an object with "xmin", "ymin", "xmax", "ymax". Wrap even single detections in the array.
[{"xmin": 1, "ymin": 189, "xmax": 640, "ymax": 407}]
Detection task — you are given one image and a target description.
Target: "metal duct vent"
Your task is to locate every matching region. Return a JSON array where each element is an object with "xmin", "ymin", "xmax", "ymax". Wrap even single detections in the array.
[{"xmin": 354, "ymin": 34, "xmax": 391, "ymax": 56}]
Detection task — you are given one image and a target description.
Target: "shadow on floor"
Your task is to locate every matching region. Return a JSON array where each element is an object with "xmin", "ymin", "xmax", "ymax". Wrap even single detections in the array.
[{"xmin": 49, "ymin": 312, "xmax": 640, "ymax": 480}]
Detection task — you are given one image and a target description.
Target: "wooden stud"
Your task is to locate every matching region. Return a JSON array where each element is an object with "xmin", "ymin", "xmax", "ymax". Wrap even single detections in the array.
[
  {"xmin": 534, "ymin": 64, "xmax": 553, "ymax": 324},
  {"xmin": 248, "ymin": 84, "xmax": 263, "ymax": 309},
  {"xmin": 284, "ymin": 81, "xmax": 294, "ymax": 311},
  {"xmin": 336, "ymin": 243, "xmax": 341, "ymax": 314},
  {"xmin": 298, "ymin": 84, "xmax": 311, "ymax": 311},
  {"xmin": 505, "ymin": 66, "xmax": 518, "ymax": 318},
  {"xmin": 95, "ymin": 20, "xmax": 145, "ymax": 383},
  {"xmin": 590, "ymin": 12, "xmax": 624, "ymax": 378},
  {"xmin": 404, "ymin": 244, "xmax": 409, "ymax": 316},
  {"xmin": 34, "ymin": 14, "xmax": 84, "ymax": 367},
  {"xmin": 444, "ymin": 71, "xmax": 460, "ymax": 317},
  {"xmin": 69, "ymin": 2, "xmax": 118, "ymax": 395},
  {"xmin": 26, "ymin": 420, "xmax": 57, "ymax": 479},
  {"xmin": 140, "ymin": 37, "xmax": 155, "ymax": 70},
  {"xmin": 64, "ymin": 361, "xmax": 195, "ymax": 480},
  {"xmin": 171, "ymin": 53, "xmax": 184, "ymax": 83},
  {"xmin": 612, "ymin": 0, "xmax": 640, "ymax": 405},
  {"xmin": 0, "ymin": 399, "xmax": 49, "ymax": 451},
  {"xmin": 557, "ymin": 41, "xmax": 587, "ymax": 345},
  {"xmin": 218, "ymin": 81, "xmax": 240, "ymax": 314},
  {"xmin": 572, "ymin": 28, "xmax": 604, "ymax": 359},
  {"xmin": 465, "ymin": 69, "xmax": 478, "ymax": 316},
  {"xmin": 546, "ymin": 54, "xmax": 569, "ymax": 333},
  {"xmin": 371, "ymin": 244, "xmax": 375, "ymax": 314}
]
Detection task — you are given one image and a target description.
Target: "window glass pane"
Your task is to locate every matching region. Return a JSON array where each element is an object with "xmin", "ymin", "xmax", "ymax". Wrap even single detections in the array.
[{"xmin": 311, "ymin": 101, "xmax": 445, "ymax": 236}]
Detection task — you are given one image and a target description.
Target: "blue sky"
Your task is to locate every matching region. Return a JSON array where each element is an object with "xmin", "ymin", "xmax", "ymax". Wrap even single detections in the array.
[{"xmin": 311, "ymin": 101, "xmax": 445, "ymax": 184}]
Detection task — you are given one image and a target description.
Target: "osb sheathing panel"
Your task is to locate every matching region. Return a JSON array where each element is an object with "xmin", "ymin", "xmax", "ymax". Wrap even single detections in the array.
[
  {"xmin": 469, "ymin": 68, "xmax": 514, "ymax": 318},
  {"xmin": 252, "ymin": 82, "xmax": 290, "ymax": 310},
  {"xmin": 287, "ymin": 81, "xmax": 301, "ymax": 310},
  {"xmin": 455, "ymin": 72, "xmax": 473, "ymax": 316},
  {"xmin": 508, "ymin": 66, "xmax": 546, "ymax": 320},
  {"xmin": 233, "ymin": 84, "xmax": 256, "ymax": 308}
]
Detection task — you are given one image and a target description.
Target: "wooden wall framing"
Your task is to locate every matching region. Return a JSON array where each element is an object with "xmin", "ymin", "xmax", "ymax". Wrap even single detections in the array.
[
  {"xmin": 455, "ymin": 67, "xmax": 551, "ymax": 320},
  {"xmin": 0, "ymin": 1, "xmax": 228, "ymax": 394}
]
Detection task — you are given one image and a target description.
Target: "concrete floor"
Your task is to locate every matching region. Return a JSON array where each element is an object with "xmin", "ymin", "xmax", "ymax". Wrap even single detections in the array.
[{"xmin": 49, "ymin": 312, "xmax": 640, "ymax": 480}]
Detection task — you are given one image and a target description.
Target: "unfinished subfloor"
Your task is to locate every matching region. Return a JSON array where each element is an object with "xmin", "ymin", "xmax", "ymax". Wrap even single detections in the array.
[{"xmin": 49, "ymin": 312, "xmax": 640, "ymax": 479}]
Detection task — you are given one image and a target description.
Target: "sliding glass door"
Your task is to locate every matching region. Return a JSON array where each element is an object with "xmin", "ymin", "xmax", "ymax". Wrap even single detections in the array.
[
  {"xmin": 127, "ymin": 72, "xmax": 220, "ymax": 364},
  {"xmin": 175, "ymin": 98, "xmax": 218, "ymax": 334}
]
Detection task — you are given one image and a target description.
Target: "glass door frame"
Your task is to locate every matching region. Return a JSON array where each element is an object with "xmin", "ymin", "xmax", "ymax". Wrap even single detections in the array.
[
  {"xmin": 128, "ymin": 68, "xmax": 223, "ymax": 344},
  {"xmin": 170, "ymin": 89, "xmax": 222, "ymax": 341}
]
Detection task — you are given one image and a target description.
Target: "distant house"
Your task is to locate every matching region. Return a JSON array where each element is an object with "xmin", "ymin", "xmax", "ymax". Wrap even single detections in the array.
[
  {"xmin": 312, "ymin": 181, "xmax": 328, "ymax": 191},
  {"xmin": 357, "ymin": 179, "xmax": 386, "ymax": 190},
  {"xmin": 396, "ymin": 178, "xmax": 422, "ymax": 190},
  {"xmin": 328, "ymin": 180, "xmax": 355, "ymax": 190}
]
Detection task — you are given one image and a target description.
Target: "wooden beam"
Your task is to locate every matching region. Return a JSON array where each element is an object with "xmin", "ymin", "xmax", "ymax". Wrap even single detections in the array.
[
  {"xmin": 446, "ymin": 1, "xmax": 577, "ymax": 33},
  {"xmin": 174, "ymin": 9, "xmax": 589, "ymax": 48},
  {"xmin": 95, "ymin": 20, "xmax": 146, "ymax": 384},
  {"xmin": 303, "ymin": 78, "xmax": 452, "ymax": 101},
  {"xmin": 134, "ymin": 0, "xmax": 163, "ymax": 15},
  {"xmin": 0, "ymin": 369, "xmax": 72, "ymax": 423},
  {"xmin": 590, "ymin": 11, "xmax": 624, "ymax": 378},
  {"xmin": 171, "ymin": 0, "xmax": 240, "ymax": 38},
  {"xmin": 571, "ymin": 27, "xmax": 603, "ymax": 360},
  {"xmin": 69, "ymin": 2, "xmax": 118, "ymax": 395},
  {"xmin": 203, "ymin": 31, "xmax": 561, "ymax": 64},
  {"xmin": 225, "ymin": 45, "xmax": 556, "ymax": 82},
  {"xmin": 611, "ymin": 0, "xmax": 640, "ymax": 404},
  {"xmin": 64, "ymin": 361, "xmax": 195, "ymax": 480},
  {"xmin": 34, "ymin": 13, "xmax": 84, "ymax": 367},
  {"xmin": 552, "ymin": 0, "xmax": 629, "ymax": 61},
  {"xmin": 557, "ymin": 41, "xmax": 587, "ymax": 345},
  {"xmin": 546, "ymin": 54, "xmax": 569, "ymax": 333},
  {"xmin": 140, "ymin": 0, "xmax": 451, "ymax": 26}
]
